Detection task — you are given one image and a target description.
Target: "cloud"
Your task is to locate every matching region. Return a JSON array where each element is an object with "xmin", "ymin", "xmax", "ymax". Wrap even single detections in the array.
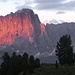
[
  {"xmin": 34, "ymin": 0, "xmax": 64, "ymax": 4},
  {"xmin": 16, "ymin": 0, "xmax": 34, "ymax": 10},
  {"xmin": 33, "ymin": 0, "xmax": 75, "ymax": 10},
  {"xmin": 56, "ymin": 11, "xmax": 65, "ymax": 14},
  {"xmin": 0, "ymin": 0, "xmax": 8, "ymax": 2},
  {"xmin": 59, "ymin": 20, "xmax": 64, "ymax": 23},
  {"xmin": 16, "ymin": 0, "xmax": 75, "ymax": 11},
  {"xmin": 14, "ymin": 2, "xmax": 20, "ymax": 5},
  {"xmin": 49, "ymin": 19, "xmax": 64, "ymax": 24},
  {"xmin": 49, "ymin": 19, "xmax": 58, "ymax": 24},
  {"xmin": 16, "ymin": 5, "xmax": 32, "ymax": 10}
]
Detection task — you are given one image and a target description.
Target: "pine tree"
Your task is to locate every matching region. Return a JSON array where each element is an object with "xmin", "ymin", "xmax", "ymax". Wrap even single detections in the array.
[
  {"xmin": 29, "ymin": 55, "xmax": 35, "ymax": 73},
  {"xmin": 9, "ymin": 52, "xmax": 18, "ymax": 75},
  {"xmin": 55, "ymin": 34, "xmax": 74, "ymax": 66},
  {"xmin": 1, "ymin": 52, "xmax": 10, "ymax": 75},
  {"xmin": 35, "ymin": 58, "xmax": 40, "ymax": 68},
  {"xmin": 22, "ymin": 52, "xmax": 29, "ymax": 74}
]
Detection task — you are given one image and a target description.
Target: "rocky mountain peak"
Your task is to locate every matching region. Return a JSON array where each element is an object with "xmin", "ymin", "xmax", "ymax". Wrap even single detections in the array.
[
  {"xmin": 0, "ymin": 9, "xmax": 52, "ymax": 57},
  {"xmin": 0, "ymin": 9, "xmax": 40, "ymax": 45}
]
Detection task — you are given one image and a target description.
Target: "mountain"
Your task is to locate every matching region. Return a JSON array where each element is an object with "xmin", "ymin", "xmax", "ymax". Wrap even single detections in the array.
[
  {"xmin": 0, "ymin": 9, "xmax": 39, "ymax": 45},
  {"xmin": 0, "ymin": 9, "xmax": 75, "ymax": 63},
  {"xmin": 0, "ymin": 9, "xmax": 52, "ymax": 57},
  {"xmin": 46, "ymin": 22, "xmax": 75, "ymax": 53}
]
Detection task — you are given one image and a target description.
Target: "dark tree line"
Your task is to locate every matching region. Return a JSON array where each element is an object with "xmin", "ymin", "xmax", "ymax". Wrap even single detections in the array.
[
  {"xmin": 55, "ymin": 34, "xmax": 74, "ymax": 66},
  {"xmin": 0, "ymin": 52, "xmax": 40, "ymax": 75}
]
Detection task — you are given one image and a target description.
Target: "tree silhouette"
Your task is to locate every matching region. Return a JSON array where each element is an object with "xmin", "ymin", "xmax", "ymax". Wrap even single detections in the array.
[
  {"xmin": 1, "ymin": 52, "xmax": 10, "ymax": 75},
  {"xmin": 0, "ymin": 52, "xmax": 40, "ymax": 75},
  {"xmin": 73, "ymin": 53, "xmax": 75, "ymax": 63},
  {"xmin": 35, "ymin": 58, "xmax": 40, "ymax": 68},
  {"xmin": 2, "ymin": 52, "xmax": 10, "ymax": 62},
  {"xmin": 29, "ymin": 55, "xmax": 35, "ymax": 73},
  {"xmin": 17, "ymin": 54, "xmax": 23, "ymax": 73},
  {"xmin": 9, "ymin": 52, "xmax": 19, "ymax": 75},
  {"xmin": 55, "ymin": 34, "xmax": 74, "ymax": 66},
  {"xmin": 22, "ymin": 52, "xmax": 29, "ymax": 74}
]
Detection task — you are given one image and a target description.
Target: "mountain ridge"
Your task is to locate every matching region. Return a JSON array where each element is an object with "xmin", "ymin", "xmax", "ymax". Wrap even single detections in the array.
[
  {"xmin": 0, "ymin": 9, "xmax": 75, "ymax": 59},
  {"xmin": 0, "ymin": 9, "xmax": 52, "ymax": 57}
]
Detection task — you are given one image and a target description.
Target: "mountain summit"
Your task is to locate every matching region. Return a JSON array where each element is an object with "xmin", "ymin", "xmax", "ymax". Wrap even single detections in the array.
[
  {"xmin": 0, "ymin": 9, "xmax": 39, "ymax": 45},
  {"xmin": 0, "ymin": 9, "xmax": 51, "ymax": 56}
]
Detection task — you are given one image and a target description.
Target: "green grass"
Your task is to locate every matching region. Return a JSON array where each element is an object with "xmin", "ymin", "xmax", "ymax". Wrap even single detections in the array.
[{"xmin": 31, "ymin": 64, "xmax": 75, "ymax": 75}]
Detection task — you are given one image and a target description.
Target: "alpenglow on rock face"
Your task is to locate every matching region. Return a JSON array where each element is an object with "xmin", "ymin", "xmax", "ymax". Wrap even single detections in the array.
[
  {"xmin": 0, "ymin": 9, "xmax": 38, "ymax": 45},
  {"xmin": 0, "ymin": 9, "xmax": 52, "ymax": 56}
]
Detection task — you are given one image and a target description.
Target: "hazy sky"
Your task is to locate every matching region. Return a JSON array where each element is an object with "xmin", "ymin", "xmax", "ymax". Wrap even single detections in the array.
[{"xmin": 0, "ymin": 0, "xmax": 75, "ymax": 24}]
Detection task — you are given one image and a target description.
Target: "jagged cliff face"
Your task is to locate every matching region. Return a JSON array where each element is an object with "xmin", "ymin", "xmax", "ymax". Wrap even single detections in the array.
[
  {"xmin": 0, "ymin": 9, "xmax": 40, "ymax": 45},
  {"xmin": 0, "ymin": 9, "xmax": 52, "ymax": 56}
]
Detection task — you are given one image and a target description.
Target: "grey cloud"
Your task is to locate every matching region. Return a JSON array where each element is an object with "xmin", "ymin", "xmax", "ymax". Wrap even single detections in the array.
[
  {"xmin": 34, "ymin": 0, "xmax": 64, "ymax": 4},
  {"xmin": 16, "ymin": 0, "xmax": 33, "ymax": 10},
  {"xmin": 59, "ymin": 20, "xmax": 64, "ymax": 23},
  {"xmin": 16, "ymin": 5, "xmax": 33, "ymax": 10},
  {"xmin": 33, "ymin": 0, "xmax": 75, "ymax": 10},
  {"xmin": 33, "ymin": 0, "xmax": 65, "ymax": 10},
  {"xmin": 49, "ymin": 19, "xmax": 64, "ymax": 24},
  {"xmin": 56, "ymin": 11, "xmax": 65, "ymax": 14},
  {"xmin": 63, "ymin": 0, "xmax": 75, "ymax": 9},
  {"xmin": 49, "ymin": 19, "xmax": 58, "ymax": 24},
  {"xmin": 16, "ymin": 0, "xmax": 75, "ymax": 11},
  {"xmin": 0, "ymin": 0, "xmax": 8, "ymax": 2},
  {"xmin": 34, "ymin": 2, "xmax": 62, "ymax": 10},
  {"xmin": 14, "ymin": 2, "xmax": 19, "ymax": 5}
]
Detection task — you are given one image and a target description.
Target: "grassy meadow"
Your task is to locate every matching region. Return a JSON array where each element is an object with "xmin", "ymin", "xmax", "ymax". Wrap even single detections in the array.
[{"xmin": 31, "ymin": 64, "xmax": 75, "ymax": 75}]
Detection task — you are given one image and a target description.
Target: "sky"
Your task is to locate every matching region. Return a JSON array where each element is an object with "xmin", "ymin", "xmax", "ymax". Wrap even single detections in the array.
[{"xmin": 0, "ymin": 0, "xmax": 75, "ymax": 24}]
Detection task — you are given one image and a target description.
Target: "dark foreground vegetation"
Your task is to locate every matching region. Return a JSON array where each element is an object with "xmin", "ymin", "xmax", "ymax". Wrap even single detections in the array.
[
  {"xmin": 1, "ymin": 58, "xmax": 75, "ymax": 75},
  {"xmin": 1, "ymin": 34, "xmax": 75, "ymax": 75},
  {"xmin": 31, "ymin": 34, "xmax": 75, "ymax": 75},
  {"xmin": 55, "ymin": 34, "xmax": 74, "ymax": 66},
  {"xmin": 32, "ymin": 64, "xmax": 75, "ymax": 75},
  {"xmin": 0, "ymin": 52, "xmax": 40, "ymax": 75}
]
